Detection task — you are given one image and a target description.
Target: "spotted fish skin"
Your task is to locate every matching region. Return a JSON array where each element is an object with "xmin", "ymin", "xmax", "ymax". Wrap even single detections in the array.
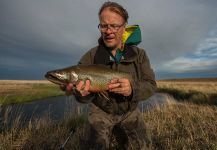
[{"xmin": 45, "ymin": 65, "xmax": 132, "ymax": 92}]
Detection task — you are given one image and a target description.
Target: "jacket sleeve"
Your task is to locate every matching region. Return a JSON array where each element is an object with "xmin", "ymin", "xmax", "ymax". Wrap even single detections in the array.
[
  {"xmin": 131, "ymin": 49, "xmax": 157, "ymax": 102},
  {"xmin": 74, "ymin": 48, "xmax": 97, "ymax": 103}
]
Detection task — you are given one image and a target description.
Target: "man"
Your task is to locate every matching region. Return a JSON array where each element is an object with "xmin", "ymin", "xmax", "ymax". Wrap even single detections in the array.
[{"xmin": 64, "ymin": 2, "xmax": 156, "ymax": 150}]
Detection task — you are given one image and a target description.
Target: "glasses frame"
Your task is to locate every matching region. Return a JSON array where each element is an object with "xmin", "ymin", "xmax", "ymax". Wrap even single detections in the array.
[{"xmin": 98, "ymin": 23, "xmax": 125, "ymax": 33}]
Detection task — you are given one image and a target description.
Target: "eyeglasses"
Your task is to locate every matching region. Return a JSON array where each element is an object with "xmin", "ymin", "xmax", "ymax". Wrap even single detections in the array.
[{"xmin": 98, "ymin": 23, "xmax": 125, "ymax": 32}]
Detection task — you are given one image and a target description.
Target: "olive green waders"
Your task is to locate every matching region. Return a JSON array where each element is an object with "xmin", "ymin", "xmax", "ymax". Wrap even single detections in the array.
[{"xmin": 82, "ymin": 104, "xmax": 152, "ymax": 150}]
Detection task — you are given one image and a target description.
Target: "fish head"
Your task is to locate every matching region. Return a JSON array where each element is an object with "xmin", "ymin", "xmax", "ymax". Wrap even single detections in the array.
[{"xmin": 45, "ymin": 69, "xmax": 79, "ymax": 85}]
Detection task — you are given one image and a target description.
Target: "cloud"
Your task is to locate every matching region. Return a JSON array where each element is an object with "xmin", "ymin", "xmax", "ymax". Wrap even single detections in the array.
[
  {"xmin": 159, "ymin": 28, "xmax": 217, "ymax": 73},
  {"xmin": 0, "ymin": 0, "xmax": 217, "ymax": 79},
  {"xmin": 137, "ymin": 0, "xmax": 217, "ymax": 66},
  {"xmin": 196, "ymin": 38, "xmax": 217, "ymax": 58},
  {"xmin": 161, "ymin": 57, "xmax": 217, "ymax": 73}
]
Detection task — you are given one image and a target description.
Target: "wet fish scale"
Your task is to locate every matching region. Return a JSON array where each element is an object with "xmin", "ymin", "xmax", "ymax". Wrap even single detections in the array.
[{"xmin": 45, "ymin": 65, "xmax": 132, "ymax": 92}]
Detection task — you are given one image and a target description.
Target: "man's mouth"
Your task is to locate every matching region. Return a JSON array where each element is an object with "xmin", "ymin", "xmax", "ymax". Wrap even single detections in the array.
[{"xmin": 105, "ymin": 37, "xmax": 115, "ymax": 42}]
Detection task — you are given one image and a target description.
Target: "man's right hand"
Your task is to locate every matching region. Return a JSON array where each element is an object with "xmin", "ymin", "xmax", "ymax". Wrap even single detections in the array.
[{"xmin": 60, "ymin": 80, "xmax": 91, "ymax": 96}]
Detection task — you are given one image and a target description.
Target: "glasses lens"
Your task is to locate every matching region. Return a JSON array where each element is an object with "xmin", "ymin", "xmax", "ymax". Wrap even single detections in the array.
[{"xmin": 98, "ymin": 24, "xmax": 124, "ymax": 32}]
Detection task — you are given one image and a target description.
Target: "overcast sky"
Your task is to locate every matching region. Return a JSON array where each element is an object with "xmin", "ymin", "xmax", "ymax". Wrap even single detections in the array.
[{"xmin": 0, "ymin": 0, "xmax": 217, "ymax": 80}]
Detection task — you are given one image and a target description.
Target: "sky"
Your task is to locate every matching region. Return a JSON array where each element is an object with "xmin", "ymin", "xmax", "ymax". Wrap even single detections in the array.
[{"xmin": 0, "ymin": 0, "xmax": 217, "ymax": 80}]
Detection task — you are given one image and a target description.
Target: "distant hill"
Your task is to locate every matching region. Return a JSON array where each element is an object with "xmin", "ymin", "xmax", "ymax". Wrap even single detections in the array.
[{"xmin": 157, "ymin": 77, "xmax": 217, "ymax": 82}]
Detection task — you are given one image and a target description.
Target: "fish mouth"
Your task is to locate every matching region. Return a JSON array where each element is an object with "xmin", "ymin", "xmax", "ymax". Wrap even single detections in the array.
[{"xmin": 45, "ymin": 73, "xmax": 63, "ymax": 85}]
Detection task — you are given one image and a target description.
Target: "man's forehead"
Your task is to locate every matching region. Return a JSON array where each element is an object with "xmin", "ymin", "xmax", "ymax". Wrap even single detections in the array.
[{"xmin": 99, "ymin": 14, "xmax": 124, "ymax": 25}]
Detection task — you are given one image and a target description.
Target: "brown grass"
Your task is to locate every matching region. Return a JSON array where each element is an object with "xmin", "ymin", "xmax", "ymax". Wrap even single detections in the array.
[
  {"xmin": 144, "ymin": 102, "xmax": 217, "ymax": 150},
  {"xmin": 1, "ymin": 101, "xmax": 216, "ymax": 150},
  {"xmin": 158, "ymin": 77, "xmax": 217, "ymax": 82},
  {"xmin": 0, "ymin": 79, "xmax": 217, "ymax": 149},
  {"xmin": 157, "ymin": 79, "xmax": 217, "ymax": 105},
  {"xmin": 157, "ymin": 80, "xmax": 217, "ymax": 94},
  {"xmin": 0, "ymin": 80, "xmax": 64, "ymax": 105},
  {"xmin": 0, "ymin": 80, "xmax": 51, "ymax": 94}
]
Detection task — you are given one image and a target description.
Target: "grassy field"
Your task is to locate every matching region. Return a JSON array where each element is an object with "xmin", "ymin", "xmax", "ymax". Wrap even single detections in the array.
[
  {"xmin": 0, "ymin": 80, "xmax": 64, "ymax": 105},
  {"xmin": 0, "ymin": 79, "xmax": 217, "ymax": 149},
  {"xmin": 157, "ymin": 78, "xmax": 217, "ymax": 105}
]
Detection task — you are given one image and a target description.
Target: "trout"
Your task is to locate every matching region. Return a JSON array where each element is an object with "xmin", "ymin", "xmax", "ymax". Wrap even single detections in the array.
[{"xmin": 45, "ymin": 65, "xmax": 132, "ymax": 92}]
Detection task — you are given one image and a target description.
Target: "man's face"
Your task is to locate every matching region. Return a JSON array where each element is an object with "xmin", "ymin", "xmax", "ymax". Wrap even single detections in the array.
[{"xmin": 99, "ymin": 9, "xmax": 125, "ymax": 50}]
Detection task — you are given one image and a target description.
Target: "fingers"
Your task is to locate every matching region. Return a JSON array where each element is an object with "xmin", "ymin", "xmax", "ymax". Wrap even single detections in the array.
[
  {"xmin": 64, "ymin": 83, "xmax": 74, "ymax": 96},
  {"xmin": 84, "ymin": 80, "xmax": 90, "ymax": 91},
  {"xmin": 109, "ymin": 85, "xmax": 131, "ymax": 96},
  {"xmin": 59, "ymin": 84, "xmax": 72, "ymax": 92},
  {"xmin": 109, "ymin": 78, "xmax": 130, "ymax": 90},
  {"xmin": 76, "ymin": 80, "xmax": 85, "ymax": 91},
  {"xmin": 76, "ymin": 80, "xmax": 90, "ymax": 91},
  {"xmin": 110, "ymin": 78, "xmax": 118, "ymax": 84},
  {"xmin": 108, "ymin": 82, "xmax": 121, "ymax": 89},
  {"xmin": 66, "ymin": 83, "xmax": 73, "ymax": 91},
  {"xmin": 108, "ymin": 78, "xmax": 121, "ymax": 89},
  {"xmin": 76, "ymin": 80, "xmax": 90, "ymax": 96},
  {"xmin": 61, "ymin": 80, "xmax": 90, "ymax": 96},
  {"xmin": 108, "ymin": 78, "xmax": 132, "ymax": 96}
]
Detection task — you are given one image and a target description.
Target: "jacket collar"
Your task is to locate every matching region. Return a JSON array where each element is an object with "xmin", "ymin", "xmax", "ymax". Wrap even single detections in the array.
[{"xmin": 94, "ymin": 38, "xmax": 137, "ymax": 65}]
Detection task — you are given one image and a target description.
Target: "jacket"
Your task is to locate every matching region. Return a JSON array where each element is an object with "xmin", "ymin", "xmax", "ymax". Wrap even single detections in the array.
[{"xmin": 75, "ymin": 25, "xmax": 156, "ymax": 115}]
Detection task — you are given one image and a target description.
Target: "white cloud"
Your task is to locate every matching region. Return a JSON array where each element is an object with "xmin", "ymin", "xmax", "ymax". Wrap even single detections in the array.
[
  {"xmin": 161, "ymin": 57, "xmax": 217, "ymax": 73},
  {"xmin": 196, "ymin": 38, "xmax": 217, "ymax": 57},
  {"xmin": 159, "ymin": 28, "xmax": 217, "ymax": 73}
]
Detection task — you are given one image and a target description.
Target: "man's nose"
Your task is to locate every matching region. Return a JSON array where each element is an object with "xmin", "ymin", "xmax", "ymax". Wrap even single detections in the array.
[{"xmin": 105, "ymin": 27, "xmax": 113, "ymax": 34}]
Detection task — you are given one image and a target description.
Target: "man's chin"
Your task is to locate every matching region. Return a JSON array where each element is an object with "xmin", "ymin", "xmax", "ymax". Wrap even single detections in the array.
[{"xmin": 104, "ymin": 42, "xmax": 116, "ymax": 49}]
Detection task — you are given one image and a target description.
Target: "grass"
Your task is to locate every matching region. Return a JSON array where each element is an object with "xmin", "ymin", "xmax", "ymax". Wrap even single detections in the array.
[
  {"xmin": 157, "ymin": 79, "xmax": 217, "ymax": 105},
  {"xmin": 144, "ymin": 103, "xmax": 217, "ymax": 150},
  {"xmin": 1, "ymin": 102, "xmax": 216, "ymax": 150},
  {"xmin": 0, "ymin": 80, "xmax": 64, "ymax": 105},
  {"xmin": 0, "ymin": 79, "xmax": 217, "ymax": 149},
  {"xmin": 0, "ymin": 114, "xmax": 87, "ymax": 150}
]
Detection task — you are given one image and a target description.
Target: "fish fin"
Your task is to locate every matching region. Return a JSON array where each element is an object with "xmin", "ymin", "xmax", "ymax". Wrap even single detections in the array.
[{"xmin": 98, "ymin": 91, "xmax": 110, "ymax": 101}]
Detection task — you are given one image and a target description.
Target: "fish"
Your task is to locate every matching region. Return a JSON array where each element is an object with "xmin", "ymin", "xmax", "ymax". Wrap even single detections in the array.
[{"xmin": 45, "ymin": 65, "xmax": 132, "ymax": 92}]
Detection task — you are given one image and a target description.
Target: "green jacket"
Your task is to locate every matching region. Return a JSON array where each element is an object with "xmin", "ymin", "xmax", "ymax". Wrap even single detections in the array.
[{"xmin": 75, "ymin": 25, "xmax": 156, "ymax": 115}]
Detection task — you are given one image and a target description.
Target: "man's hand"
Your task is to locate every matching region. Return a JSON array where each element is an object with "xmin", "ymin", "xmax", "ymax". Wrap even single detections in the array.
[
  {"xmin": 60, "ymin": 80, "xmax": 91, "ymax": 96},
  {"xmin": 108, "ymin": 78, "xmax": 132, "ymax": 96}
]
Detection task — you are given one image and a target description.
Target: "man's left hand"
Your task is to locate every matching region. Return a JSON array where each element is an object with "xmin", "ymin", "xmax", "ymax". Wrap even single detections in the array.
[{"xmin": 108, "ymin": 78, "xmax": 132, "ymax": 96}]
